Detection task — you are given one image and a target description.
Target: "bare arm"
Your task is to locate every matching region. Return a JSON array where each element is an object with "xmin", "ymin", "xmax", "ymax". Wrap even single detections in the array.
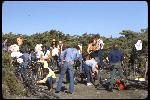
[{"xmin": 87, "ymin": 44, "xmax": 92, "ymax": 54}]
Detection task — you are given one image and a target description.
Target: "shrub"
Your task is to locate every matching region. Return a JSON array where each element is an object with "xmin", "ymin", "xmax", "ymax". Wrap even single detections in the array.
[{"xmin": 2, "ymin": 52, "xmax": 27, "ymax": 98}]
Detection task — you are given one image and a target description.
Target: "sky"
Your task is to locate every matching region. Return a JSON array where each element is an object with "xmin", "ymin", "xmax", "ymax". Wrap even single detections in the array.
[{"xmin": 2, "ymin": 1, "xmax": 148, "ymax": 38}]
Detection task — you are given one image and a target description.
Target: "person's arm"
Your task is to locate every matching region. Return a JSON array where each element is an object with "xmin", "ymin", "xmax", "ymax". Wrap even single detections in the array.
[
  {"xmin": 47, "ymin": 50, "xmax": 52, "ymax": 61},
  {"xmin": 37, "ymin": 74, "xmax": 49, "ymax": 83},
  {"xmin": 120, "ymin": 52, "xmax": 124, "ymax": 62},
  {"xmin": 43, "ymin": 50, "xmax": 50, "ymax": 60},
  {"xmin": 39, "ymin": 51, "xmax": 44, "ymax": 60},
  {"xmin": 61, "ymin": 49, "xmax": 67, "ymax": 64},
  {"xmin": 92, "ymin": 61, "xmax": 98, "ymax": 72},
  {"xmin": 108, "ymin": 51, "xmax": 112, "ymax": 64},
  {"xmin": 87, "ymin": 44, "xmax": 91, "ymax": 54},
  {"xmin": 75, "ymin": 49, "xmax": 80, "ymax": 61},
  {"xmin": 37, "ymin": 71, "xmax": 54, "ymax": 83}
]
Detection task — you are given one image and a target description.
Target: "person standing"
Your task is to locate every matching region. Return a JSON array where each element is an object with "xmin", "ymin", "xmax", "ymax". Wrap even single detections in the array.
[
  {"xmin": 55, "ymin": 44, "xmax": 80, "ymax": 94},
  {"xmin": 42, "ymin": 45, "xmax": 52, "ymax": 67},
  {"xmin": 108, "ymin": 43, "xmax": 126, "ymax": 92},
  {"xmin": 51, "ymin": 39, "xmax": 59, "ymax": 71},
  {"xmin": 17, "ymin": 36, "xmax": 30, "ymax": 68}
]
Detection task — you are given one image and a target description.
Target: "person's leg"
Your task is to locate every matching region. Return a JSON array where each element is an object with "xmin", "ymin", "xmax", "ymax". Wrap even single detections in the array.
[
  {"xmin": 83, "ymin": 64, "xmax": 91, "ymax": 83},
  {"xmin": 117, "ymin": 63, "xmax": 126, "ymax": 81},
  {"xmin": 95, "ymin": 57, "xmax": 100, "ymax": 65},
  {"xmin": 81, "ymin": 63, "xmax": 87, "ymax": 82},
  {"xmin": 66, "ymin": 70, "xmax": 70, "ymax": 83},
  {"xmin": 109, "ymin": 65, "xmax": 116, "ymax": 90},
  {"xmin": 47, "ymin": 77, "xmax": 56, "ymax": 89},
  {"xmin": 79, "ymin": 54, "xmax": 83, "ymax": 73},
  {"xmin": 68, "ymin": 63, "xmax": 75, "ymax": 94},
  {"xmin": 47, "ymin": 77, "xmax": 52, "ymax": 90},
  {"xmin": 56, "ymin": 63, "xmax": 67, "ymax": 92},
  {"xmin": 53, "ymin": 55, "xmax": 59, "ymax": 70},
  {"xmin": 89, "ymin": 67, "xmax": 95, "ymax": 84},
  {"xmin": 51, "ymin": 56, "xmax": 56, "ymax": 69}
]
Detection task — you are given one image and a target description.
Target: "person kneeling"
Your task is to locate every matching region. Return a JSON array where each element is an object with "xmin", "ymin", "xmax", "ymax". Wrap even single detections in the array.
[
  {"xmin": 83, "ymin": 54, "xmax": 99, "ymax": 86},
  {"xmin": 37, "ymin": 68, "xmax": 56, "ymax": 91}
]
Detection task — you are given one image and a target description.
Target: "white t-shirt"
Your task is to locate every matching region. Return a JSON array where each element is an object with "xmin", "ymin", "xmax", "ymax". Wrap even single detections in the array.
[
  {"xmin": 97, "ymin": 39, "xmax": 104, "ymax": 49},
  {"xmin": 11, "ymin": 52, "xmax": 23, "ymax": 58},
  {"xmin": 135, "ymin": 40, "xmax": 142, "ymax": 51},
  {"xmin": 11, "ymin": 51, "xmax": 23, "ymax": 64},
  {"xmin": 35, "ymin": 44, "xmax": 43, "ymax": 52},
  {"xmin": 36, "ymin": 51, "xmax": 44, "ymax": 59},
  {"xmin": 43, "ymin": 50, "xmax": 50, "ymax": 59},
  {"xmin": 52, "ymin": 47, "xmax": 59, "ymax": 56}
]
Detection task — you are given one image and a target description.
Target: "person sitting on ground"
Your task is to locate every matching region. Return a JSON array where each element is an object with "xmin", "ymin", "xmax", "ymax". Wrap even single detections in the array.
[{"xmin": 37, "ymin": 68, "xmax": 56, "ymax": 91}]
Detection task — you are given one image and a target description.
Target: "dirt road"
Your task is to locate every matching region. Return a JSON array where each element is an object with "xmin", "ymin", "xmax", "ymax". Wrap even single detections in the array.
[{"xmin": 52, "ymin": 74, "xmax": 148, "ymax": 99}]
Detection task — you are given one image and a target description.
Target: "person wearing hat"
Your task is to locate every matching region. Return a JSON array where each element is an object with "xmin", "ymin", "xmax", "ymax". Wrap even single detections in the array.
[{"xmin": 108, "ymin": 43, "xmax": 126, "ymax": 92}]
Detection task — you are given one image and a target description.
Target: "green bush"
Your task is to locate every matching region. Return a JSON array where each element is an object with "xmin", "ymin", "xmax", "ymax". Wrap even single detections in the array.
[{"xmin": 2, "ymin": 52, "xmax": 27, "ymax": 97}]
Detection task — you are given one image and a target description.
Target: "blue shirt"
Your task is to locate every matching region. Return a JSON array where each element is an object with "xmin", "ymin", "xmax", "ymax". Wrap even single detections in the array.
[
  {"xmin": 108, "ymin": 49, "xmax": 124, "ymax": 64},
  {"xmin": 61, "ymin": 48, "xmax": 80, "ymax": 63}
]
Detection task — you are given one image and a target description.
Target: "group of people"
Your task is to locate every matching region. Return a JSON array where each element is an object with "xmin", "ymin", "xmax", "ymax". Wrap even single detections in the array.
[{"xmin": 2, "ymin": 35, "xmax": 143, "ymax": 94}]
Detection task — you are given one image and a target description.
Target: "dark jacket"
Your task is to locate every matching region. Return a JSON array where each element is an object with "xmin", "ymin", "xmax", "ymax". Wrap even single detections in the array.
[
  {"xmin": 19, "ymin": 44, "xmax": 29, "ymax": 53},
  {"xmin": 108, "ymin": 49, "xmax": 124, "ymax": 64}
]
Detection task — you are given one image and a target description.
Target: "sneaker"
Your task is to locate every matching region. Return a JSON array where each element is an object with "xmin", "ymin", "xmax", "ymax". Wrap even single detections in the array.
[
  {"xmin": 85, "ymin": 78, "xmax": 87, "ymax": 80},
  {"xmin": 87, "ymin": 82, "xmax": 93, "ymax": 86}
]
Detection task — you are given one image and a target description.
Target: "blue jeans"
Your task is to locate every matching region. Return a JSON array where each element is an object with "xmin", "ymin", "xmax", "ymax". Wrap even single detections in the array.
[
  {"xmin": 47, "ymin": 77, "xmax": 56, "ymax": 89},
  {"xmin": 98, "ymin": 50, "xmax": 104, "ymax": 68},
  {"xmin": 21, "ymin": 62, "xmax": 29, "ymax": 69},
  {"xmin": 82, "ymin": 63, "xmax": 93, "ymax": 83},
  {"xmin": 56, "ymin": 62, "xmax": 75, "ymax": 93},
  {"xmin": 23, "ymin": 53, "xmax": 30, "ymax": 62},
  {"xmin": 21, "ymin": 53, "xmax": 31, "ymax": 68},
  {"xmin": 79, "ymin": 54, "xmax": 83, "ymax": 73}
]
